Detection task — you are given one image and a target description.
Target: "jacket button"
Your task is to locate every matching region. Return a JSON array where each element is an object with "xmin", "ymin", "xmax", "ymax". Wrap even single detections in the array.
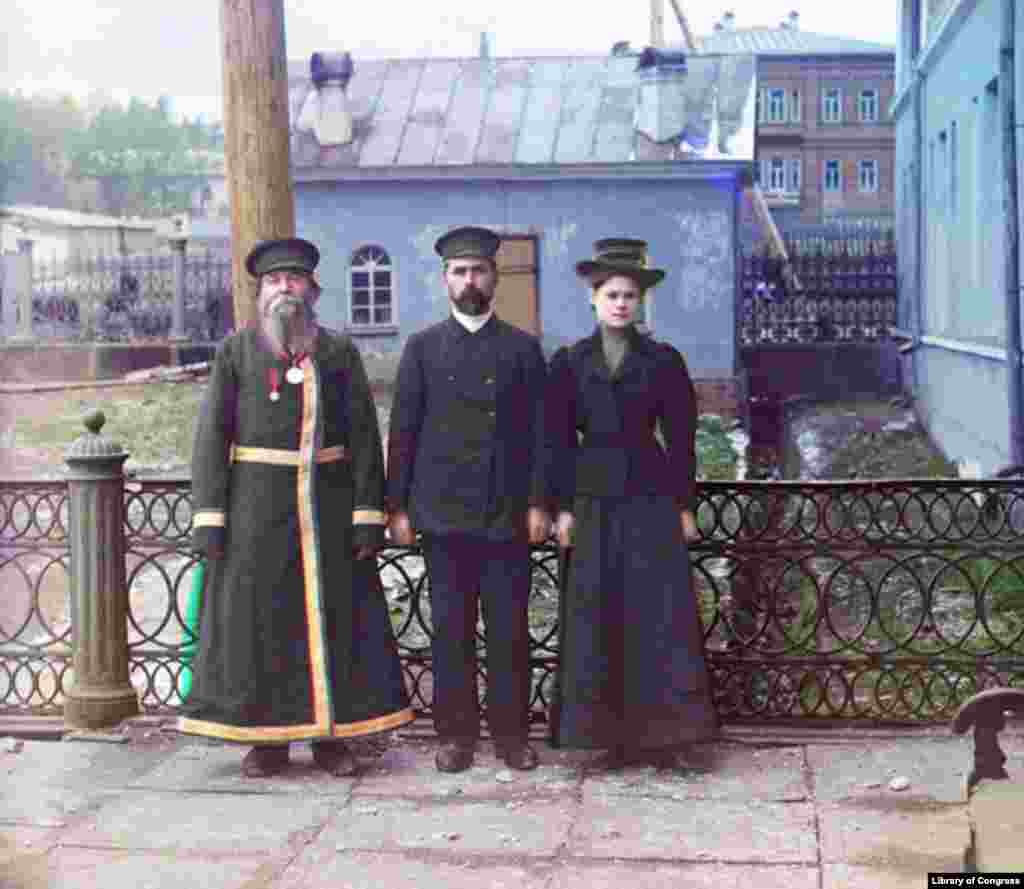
[
  {"xmin": 484, "ymin": 377, "xmax": 494, "ymax": 384},
  {"xmin": 448, "ymin": 375, "xmax": 456, "ymax": 382},
  {"xmin": 488, "ymin": 410, "xmax": 496, "ymax": 417}
]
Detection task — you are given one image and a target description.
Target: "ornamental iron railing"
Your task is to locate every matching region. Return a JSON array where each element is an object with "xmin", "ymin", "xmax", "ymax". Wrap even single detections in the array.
[
  {"xmin": 2, "ymin": 477, "xmax": 1023, "ymax": 725},
  {"xmin": 739, "ymin": 243, "xmax": 898, "ymax": 345},
  {"xmin": 30, "ymin": 250, "xmax": 230, "ymax": 342}
]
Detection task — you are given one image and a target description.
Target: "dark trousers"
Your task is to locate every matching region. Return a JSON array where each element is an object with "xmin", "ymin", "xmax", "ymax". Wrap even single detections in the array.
[{"xmin": 420, "ymin": 533, "xmax": 531, "ymax": 747}]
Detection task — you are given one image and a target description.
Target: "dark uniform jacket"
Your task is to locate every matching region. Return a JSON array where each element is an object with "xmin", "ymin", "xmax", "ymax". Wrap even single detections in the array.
[
  {"xmin": 386, "ymin": 315, "xmax": 547, "ymax": 541},
  {"xmin": 543, "ymin": 326, "xmax": 698, "ymax": 513}
]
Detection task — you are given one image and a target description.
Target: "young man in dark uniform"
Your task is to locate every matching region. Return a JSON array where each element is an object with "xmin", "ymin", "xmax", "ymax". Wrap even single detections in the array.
[{"xmin": 387, "ymin": 226, "xmax": 549, "ymax": 772}]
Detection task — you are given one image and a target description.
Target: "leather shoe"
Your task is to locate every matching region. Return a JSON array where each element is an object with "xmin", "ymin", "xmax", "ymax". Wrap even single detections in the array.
[
  {"xmin": 241, "ymin": 744, "xmax": 289, "ymax": 778},
  {"xmin": 312, "ymin": 741, "xmax": 358, "ymax": 777},
  {"xmin": 498, "ymin": 742, "xmax": 539, "ymax": 771},
  {"xmin": 435, "ymin": 741, "xmax": 475, "ymax": 773}
]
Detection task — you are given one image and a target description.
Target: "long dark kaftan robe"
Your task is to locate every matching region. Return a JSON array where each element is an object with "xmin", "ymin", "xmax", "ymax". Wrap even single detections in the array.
[
  {"xmin": 179, "ymin": 326, "xmax": 414, "ymax": 743},
  {"xmin": 544, "ymin": 327, "xmax": 718, "ymax": 751}
]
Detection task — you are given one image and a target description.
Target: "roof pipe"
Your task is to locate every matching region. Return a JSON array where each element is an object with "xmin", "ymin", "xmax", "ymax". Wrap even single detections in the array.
[{"xmin": 1001, "ymin": 0, "xmax": 1023, "ymax": 465}]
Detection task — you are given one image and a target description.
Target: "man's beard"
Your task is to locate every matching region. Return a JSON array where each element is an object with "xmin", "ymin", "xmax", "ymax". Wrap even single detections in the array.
[
  {"xmin": 451, "ymin": 284, "xmax": 494, "ymax": 317},
  {"xmin": 266, "ymin": 297, "xmax": 313, "ymax": 352}
]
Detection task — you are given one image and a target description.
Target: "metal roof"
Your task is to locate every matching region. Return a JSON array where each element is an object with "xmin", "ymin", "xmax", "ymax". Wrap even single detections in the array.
[
  {"xmin": 0, "ymin": 205, "xmax": 155, "ymax": 230},
  {"xmin": 287, "ymin": 53, "xmax": 756, "ymax": 172},
  {"xmin": 690, "ymin": 27, "xmax": 895, "ymax": 56}
]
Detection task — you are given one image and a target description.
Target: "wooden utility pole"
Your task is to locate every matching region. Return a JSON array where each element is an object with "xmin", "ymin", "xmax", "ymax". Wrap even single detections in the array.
[
  {"xmin": 666, "ymin": 0, "xmax": 698, "ymax": 51},
  {"xmin": 650, "ymin": 0, "xmax": 665, "ymax": 47},
  {"xmin": 220, "ymin": 0, "xmax": 295, "ymax": 330}
]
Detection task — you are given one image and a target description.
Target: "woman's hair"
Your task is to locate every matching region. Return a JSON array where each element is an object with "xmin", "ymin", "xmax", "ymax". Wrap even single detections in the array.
[{"xmin": 588, "ymin": 270, "xmax": 646, "ymax": 295}]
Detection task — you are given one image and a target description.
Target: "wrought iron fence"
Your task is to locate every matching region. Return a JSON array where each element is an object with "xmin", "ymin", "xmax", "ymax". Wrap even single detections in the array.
[
  {"xmin": 3, "ymin": 477, "xmax": 1023, "ymax": 724},
  {"xmin": 739, "ymin": 244, "xmax": 898, "ymax": 345},
  {"xmin": 30, "ymin": 250, "xmax": 230, "ymax": 342}
]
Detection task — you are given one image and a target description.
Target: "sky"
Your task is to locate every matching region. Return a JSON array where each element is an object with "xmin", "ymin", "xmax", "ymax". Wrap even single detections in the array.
[{"xmin": 3, "ymin": 0, "xmax": 900, "ymax": 120}]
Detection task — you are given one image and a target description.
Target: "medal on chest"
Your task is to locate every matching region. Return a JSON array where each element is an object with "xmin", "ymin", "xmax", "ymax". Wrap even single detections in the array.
[{"xmin": 285, "ymin": 365, "xmax": 304, "ymax": 385}]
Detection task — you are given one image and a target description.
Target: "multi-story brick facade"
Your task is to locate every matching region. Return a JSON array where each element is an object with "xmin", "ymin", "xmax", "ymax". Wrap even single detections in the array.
[{"xmin": 691, "ymin": 11, "xmax": 896, "ymax": 227}]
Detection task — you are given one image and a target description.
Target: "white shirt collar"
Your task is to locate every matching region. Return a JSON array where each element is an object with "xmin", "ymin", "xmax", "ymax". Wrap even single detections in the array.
[{"xmin": 450, "ymin": 306, "xmax": 494, "ymax": 333}]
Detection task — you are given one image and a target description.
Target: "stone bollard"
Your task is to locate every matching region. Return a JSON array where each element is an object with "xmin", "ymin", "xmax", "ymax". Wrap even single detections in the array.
[
  {"xmin": 169, "ymin": 231, "xmax": 188, "ymax": 341},
  {"xmin": 63, "ymin": 409, "xmax": 140, "ymax": 729},
  {"xmin": 10, "ymin": 239, "xmax": 35, "ymax": 342}
]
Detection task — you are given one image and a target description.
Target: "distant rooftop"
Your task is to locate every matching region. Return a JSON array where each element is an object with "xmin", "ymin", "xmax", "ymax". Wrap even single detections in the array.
[
  {"xmin": 287, "ymin": 52, "xmax": 757, "ymax": 174},
  {"xmin": 690, "ymin": 21, "xmax": 895, "ymax": 56},
  {"xmin": 0, "ymin": 205, "xmax": 155, "ymax": 230}
]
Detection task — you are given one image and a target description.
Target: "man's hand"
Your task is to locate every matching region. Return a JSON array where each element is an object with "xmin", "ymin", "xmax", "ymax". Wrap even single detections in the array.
[
  {"xmin": 527, "ymin": 507, "xmax": 551, "ymax": 544},
  {"xmin": 353, "ymin": 544, "xmax": 378, "ymax": 560},
  {"xmin": 680, "ymin": 509, "xmax": 699, "ymax": 543},
  {"xmin": 556, "ymin": 511, "xmax": 575, "ymax": 548},
  {"xmin": 387, "ymin": 510, "xmax": 417, "ymax": 546}
]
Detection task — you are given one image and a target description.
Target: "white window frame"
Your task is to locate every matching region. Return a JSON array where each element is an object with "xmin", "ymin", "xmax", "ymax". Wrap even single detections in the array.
[
  {"xmin": 823, "ymin": 87, "xmax": 843, "ymax": 123},
  {"xmin": 348, "ymin": 244, "xmax": 396, "ymax": 329},
  {"xmin": 824, "ymin": 159, "xmax": 842, "ymax": 192},
  {"xmin": 790, "ymin": 90, "xmax": 802, "ymax": 123},
  {"xmin": 859, "ymin": 89, "xmax": 879, "ymax": 122},
  {"xmin": 766, "ymin": 88, "xmax": 787, "ymax": 123},
  {"xmin": 787, "ymin": 158, "xmax": 802, "ymax": 194},
  {"xmin": 768, "ymin": 157, "xmax": 786, "ymax": 191},
  {"xmin": 858, "ymin": 159, "xmax": 879, "ymax": 193}
]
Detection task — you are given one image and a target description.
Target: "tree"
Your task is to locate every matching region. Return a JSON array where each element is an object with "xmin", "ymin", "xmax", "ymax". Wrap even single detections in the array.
[{"xmin": 72, "ymin": 96, "xmax": 218, "ymax": 216}]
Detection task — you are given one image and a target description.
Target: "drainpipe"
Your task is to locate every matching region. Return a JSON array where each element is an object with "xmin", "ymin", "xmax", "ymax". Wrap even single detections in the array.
[
  {"xmin": 1002, "ymin": 0, "xmax": 1024, "ymax": 465},
  {"xmin": 910, "ymin": 0, "xmax": 924, "ymax": 395}
]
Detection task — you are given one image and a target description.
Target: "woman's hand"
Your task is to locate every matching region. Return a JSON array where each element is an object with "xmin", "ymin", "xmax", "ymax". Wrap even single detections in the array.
[
  {"xmin": 527, "ymin": 507, "xmax": 551, "ymax": 544},
  {"xmin": 556, "ymin": 511, "xmax": 575, "ymax": 548},
  {"xmin": 680, "ymin": 509, "xmax": 699, "ymax": 543},
  {"xmin": 387, "ymin": 510, "xmax": 417, "ymax": 546}
]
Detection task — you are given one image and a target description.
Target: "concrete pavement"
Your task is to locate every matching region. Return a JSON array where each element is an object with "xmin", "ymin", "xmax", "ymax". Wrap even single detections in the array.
[{"xmin": 1, "ymin": 721, "xmax": 1014, "ymax": 889}]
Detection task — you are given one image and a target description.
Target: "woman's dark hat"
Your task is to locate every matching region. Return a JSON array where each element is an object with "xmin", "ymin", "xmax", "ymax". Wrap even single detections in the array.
[
  {"xmin": 575, "ymin": 238, "xmax": 665, "ymax": 289},
  {"xmin": 245, "ymin": 238, "xmax": 320, "ymax": 278},
  {"xmin": 434, "ymin": 226, "xmax": 501, "ymax": 261}
]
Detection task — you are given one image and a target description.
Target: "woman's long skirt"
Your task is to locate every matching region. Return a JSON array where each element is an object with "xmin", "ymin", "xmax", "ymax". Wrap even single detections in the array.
[{"xmin": 551, "ymin": 494, "xmax": 718, "ymax": 750}]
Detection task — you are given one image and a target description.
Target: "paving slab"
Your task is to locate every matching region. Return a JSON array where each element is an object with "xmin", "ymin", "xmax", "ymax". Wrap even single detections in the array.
[
  {"xmin": 817, "ymin": 801, "xmax": 970, "ymax": 872},
  {"xmin": 278, "ymin": 849, "xmax": 553, "ymax": 889},
  {"xmin": 569, "ymin": 797, "xmax": 817, "ymax": 864},
  {"xmin": 353, "ymin": 742, "xmax": 581, "ymax": 800},
  {"xmin": 21, "ymin": 848, "xmax": 287, "ymax": 889},
  {"xmin": 314, "ymin": 796, "xmax": 576, "ymax": 856},
  {"xmin": 806, "ymin": 738, "xmax": 970, "ymax": 803},
  {"xmin": 582, "ymin": 744, "xmax": 807, "ymax": 803},
  {"xmin": 968, "ymin": 779, "xmax": 1024, "ymax": 873},
  {"xmin": 549, "ymin": 860, "xmax": 819, "ymax": 889},
  {"xmin": 126, "ymin": 742, "xmax": 356, "ymax": 796},
  {"xmin": 822, "ymin": 863, "xmax": 960, "ymax": 889},
  {"xmin": 0, "ymin": 825, "xmax": 59, "ymax": 866},
  {"xmin": 60, "ymin": 790, "xmax": 336, "ymax": 854}
]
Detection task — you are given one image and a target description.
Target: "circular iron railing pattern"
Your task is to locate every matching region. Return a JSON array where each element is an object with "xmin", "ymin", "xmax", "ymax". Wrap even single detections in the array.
[
  {"xmin": 0, "ymin": 482, "xmax": 72, "ymax": 714},
  {"xmin": 3, "ymin": 477, "xmax": 1024, "ymax": 724}
]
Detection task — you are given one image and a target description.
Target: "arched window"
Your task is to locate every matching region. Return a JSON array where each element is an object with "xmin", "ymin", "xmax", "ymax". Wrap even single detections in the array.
[{"xmin": 349, "ymin": 245, "xmax": 394, "ymax": 328}]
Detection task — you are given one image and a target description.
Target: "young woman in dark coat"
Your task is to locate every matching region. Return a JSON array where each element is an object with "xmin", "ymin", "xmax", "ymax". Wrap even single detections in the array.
[{"xmin": 544, "ymin": 238, "xmax": 718, "ymax": 769}]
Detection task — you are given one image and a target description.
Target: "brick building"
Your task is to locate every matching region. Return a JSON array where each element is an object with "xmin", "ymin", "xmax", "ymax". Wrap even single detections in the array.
[{"xmin": 689, "ymin": 10, "xmax": 896, "ymax": 227}]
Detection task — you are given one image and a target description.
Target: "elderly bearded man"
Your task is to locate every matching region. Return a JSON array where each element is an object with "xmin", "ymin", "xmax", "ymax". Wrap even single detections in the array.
[
  {"xmin": 180, "ymin": 238, "xmax": 414, "ymax": 778},
  {"xmin": 387, "ymin": 226, "xmax": 550, "ymax": 773}
]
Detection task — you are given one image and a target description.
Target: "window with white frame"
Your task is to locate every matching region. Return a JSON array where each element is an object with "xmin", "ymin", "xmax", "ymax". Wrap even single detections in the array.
[
  {"xmin": 858, "ymin": 159, "xmax": 879, "ymax": 193},
  {"xmin": 769, "ymin": 157, "xmax": 786, "ymax": 191},
  {"xmin": 859, "ymin": 89, "xmax": 879, "ymax": 122},
  {"xmin": 767, "ymin": 88, "xmax": 787, "ymax": 123},
  {"xmin": 349, "ymin": 245, "xmax": 394, "ymax": 328},
  {"xmin": 823, "ymin": 88, "xmax": 843, "ymax": 123},
  {"xmin": 790, "ymin": 90, "xmax": 802, "ymax": 123},
  {"xmin": 824, "ymin": 159, "xmax": 842, "ymax": 192},
  {"xmin": 787, "ymin": 158, "xmax": 802, "ymax": 194}
]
